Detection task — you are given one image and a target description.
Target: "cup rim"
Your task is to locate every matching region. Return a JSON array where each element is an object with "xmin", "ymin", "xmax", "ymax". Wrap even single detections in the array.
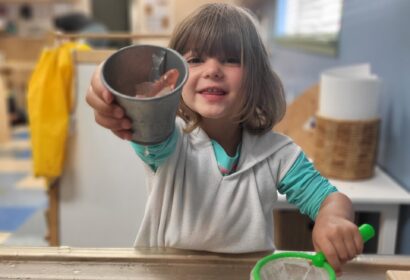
[{"xmin": 101, "ymin": 44, "xmax": 189, "ymax": 102}]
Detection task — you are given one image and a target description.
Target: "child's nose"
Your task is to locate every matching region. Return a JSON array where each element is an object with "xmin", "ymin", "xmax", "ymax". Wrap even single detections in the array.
[{"xmin": 202, "ymin": 58, "xmax": 224, "ymax": 79}]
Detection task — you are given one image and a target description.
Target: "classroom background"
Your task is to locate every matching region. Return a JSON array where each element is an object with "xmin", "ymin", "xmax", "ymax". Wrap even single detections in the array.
[{"xmin": 0, "ymin": 0, "xmax": 409, "ymax": 271}]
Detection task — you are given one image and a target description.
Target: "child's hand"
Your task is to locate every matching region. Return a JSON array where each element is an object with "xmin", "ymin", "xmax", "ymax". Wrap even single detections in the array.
[
  {"xmin": 312, "ymin": 193, "xmax": 363, "ymax": 276},
  {"xmin": 85, "ymin": 62, "xmax": 133, "ymax": 140}
]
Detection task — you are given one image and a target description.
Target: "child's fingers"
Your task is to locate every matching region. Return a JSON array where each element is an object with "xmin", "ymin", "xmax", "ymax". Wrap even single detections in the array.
[
  {"xmin": 334, "ymin": 226, "xmax": 358, "ymax": 263},
  {"xmin": 151, "ymin": 69, "xmax": 180, "ymax": 95},
  {"xmin": 320, "ymin": 240, "xmax": 342, "ymax": 273},
  {"xmin": 353, "ymin": 229, "xmax": 364, "ymax": 255},
  {"xmin": 340, "ymin": 224, "xmax": 363, "ymax": 260},
  {"xmin": 112, "ymin": 129, "xmax": 133, "ymax": 141},
  {"xmin": 101, "ymin": 89, "xmax": 114, "ymax": 104},
  {"xmin": 344, "ymin": 235, "xmax": 359, "ymax": 260},
  {"xmin": 326, "ymin": 253, "xmax": 342, "ymax": 274},
  {"xmin": 313, "ymin": 235, "xmax": 344, "ymax": 276},
  {"xmin": 90, "ymin": 63, "xmax": 111, "ymax": 102},
  {"xmin": 86, "ymin": 87, "xmax": 124, "ymax": 119},
  {"xmin": 94, "ymin": 112, "xmax": 132, "ymax": 131},
  {"xmin": 135, "ymin": 82, "xmax": 157, "ymax": 97},
  {"xmin": 331, "ymin": 237, "xmax": 350, "ymax": 263},
  {"xmin": 135, "ymin": 69, "xmax": 179, "ymax": 97},
  {"xmin": 163, "ymin": 69, "xmax": 179, "ymax": 88}
]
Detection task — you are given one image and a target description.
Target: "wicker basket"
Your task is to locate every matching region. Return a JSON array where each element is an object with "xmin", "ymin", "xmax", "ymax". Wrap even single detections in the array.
[{"xmin": 314, "ymin": 115, "xmax": 380, "ymax": 180}]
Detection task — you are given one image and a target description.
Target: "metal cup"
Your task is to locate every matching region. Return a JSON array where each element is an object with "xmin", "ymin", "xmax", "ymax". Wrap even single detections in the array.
[{"xmin": 101, "ymin": 44, "xmax": 188, "ymax": 144}]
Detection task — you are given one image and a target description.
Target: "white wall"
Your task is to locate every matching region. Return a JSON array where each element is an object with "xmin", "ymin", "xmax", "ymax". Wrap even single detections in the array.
[{"xmin": 59, "ymin": 62, "xmax": 147, "ymax": 247}]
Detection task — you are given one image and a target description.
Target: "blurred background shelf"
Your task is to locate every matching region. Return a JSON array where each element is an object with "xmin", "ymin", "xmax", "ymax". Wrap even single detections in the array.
[{"xmin": 0, "ymin": 0, "xmax": 78, "ymax": 3}]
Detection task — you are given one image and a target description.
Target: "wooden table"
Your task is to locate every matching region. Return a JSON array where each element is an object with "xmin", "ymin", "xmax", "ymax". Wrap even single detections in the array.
[
  {"xmin": 386, "ymin": 270, "xmax": 410, "ymax": 280},
  {"xmin": 276, "ymin": 167, "xmax": 410, "ymax": 255},
  {"xmin": 1, "ymin": 247, "xmax": 410, "ymax": 279}
]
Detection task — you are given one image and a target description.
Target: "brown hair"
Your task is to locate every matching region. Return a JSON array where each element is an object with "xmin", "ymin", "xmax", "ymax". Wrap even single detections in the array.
[{"xmin": 169, "ymin": 3, "xmax": 286, "ymax": 134}]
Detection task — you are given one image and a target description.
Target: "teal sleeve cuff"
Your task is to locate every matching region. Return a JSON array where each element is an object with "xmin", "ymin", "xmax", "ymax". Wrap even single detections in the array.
[
  {"xmin": 130, "ymin": 129, "xmax": 178, "ymax": 172},
  {"xmin": 278, "ymin": 152, "xmax": 338, "ymax": 220}
]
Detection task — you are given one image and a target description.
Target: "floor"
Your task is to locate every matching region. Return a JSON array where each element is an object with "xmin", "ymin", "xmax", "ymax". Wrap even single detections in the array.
[{"xmin": 0, "ymin": 125, "xmax": 48, "ymax": 246}]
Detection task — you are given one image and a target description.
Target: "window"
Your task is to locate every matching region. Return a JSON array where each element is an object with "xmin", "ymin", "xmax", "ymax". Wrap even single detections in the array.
[{"xmin": 275, "ymin": 0, "xmax": 343, "ymax": 56}]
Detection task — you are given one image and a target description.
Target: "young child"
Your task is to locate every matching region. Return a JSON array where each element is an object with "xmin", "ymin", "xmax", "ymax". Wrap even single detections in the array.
[{"xmin": 86, "ymin": 3, "xmax": 363, "ymax": 275}]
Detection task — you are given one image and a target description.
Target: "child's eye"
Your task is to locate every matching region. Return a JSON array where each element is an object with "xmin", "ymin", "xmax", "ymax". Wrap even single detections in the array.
[
  {"xmin": 186, "ymin": 57, "xmax": 203, "ymax": 64},
  {"xmin": 224, "ymin": 57, "xmax": 241, "ymax": 65}
]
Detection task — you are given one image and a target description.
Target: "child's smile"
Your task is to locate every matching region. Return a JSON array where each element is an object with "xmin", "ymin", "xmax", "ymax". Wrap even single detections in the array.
[{"xmin": 197, "ymin": 86, "xmax": 227, "ymax": 102}]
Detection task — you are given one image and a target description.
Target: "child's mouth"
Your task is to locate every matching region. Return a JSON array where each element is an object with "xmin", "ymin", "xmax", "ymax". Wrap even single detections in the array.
[{"xmin": 198, "ymin": 87, "xmax": 227, "ymax": 95}]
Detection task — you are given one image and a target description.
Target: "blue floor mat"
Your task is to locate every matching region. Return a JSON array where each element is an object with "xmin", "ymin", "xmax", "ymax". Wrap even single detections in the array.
[
  {"xmin": 0, "ymin": 149, "xmax": 31, "ymax": 159},
  {"xmin": 0, "ymin": 126, "xmax": 48, "ymax": 244},
  {"xmin": 0, "ymin": 188, "xmax": 48, "ymax": 208},
  {"xmin": 12, "ymin": 130, "xmax": 29, "ymax": 140},
  {"xmin": 0, "ymin": 207, "xmax": 37, "ymax": 231},
  {"xmin": 0, "ymin": 173, "xmax": 27, "ymax": 193}
]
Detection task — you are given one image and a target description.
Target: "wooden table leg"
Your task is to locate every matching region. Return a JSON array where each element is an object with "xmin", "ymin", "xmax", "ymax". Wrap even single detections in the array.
[
  {"xmin": 0, "ymin": 74, "xmax": 11, "ymax": 143},
  {"xmin": 46, "ymin": 179, "xmax": 60, "ymax": 246}
]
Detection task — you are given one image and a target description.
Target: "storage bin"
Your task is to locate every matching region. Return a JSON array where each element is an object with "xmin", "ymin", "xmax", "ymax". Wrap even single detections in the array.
[{"xmin": 314, "ymin": 115, "xmax": 380, "ymax": 180}]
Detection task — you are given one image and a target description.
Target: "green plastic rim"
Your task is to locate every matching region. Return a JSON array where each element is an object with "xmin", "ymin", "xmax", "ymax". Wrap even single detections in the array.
[
  {"xmin": 251, "ymin": 252, "xmax": 336, "ymax": 280},
  {"xmin": 251, "ymin": 224, "xmax": 375, "ymax": 280}
]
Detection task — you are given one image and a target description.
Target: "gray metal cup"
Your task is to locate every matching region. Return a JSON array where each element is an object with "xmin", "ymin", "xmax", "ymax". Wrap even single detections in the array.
[{"xmin": 101, "ymin": 44, "xmax": 188, "ymax": 144}]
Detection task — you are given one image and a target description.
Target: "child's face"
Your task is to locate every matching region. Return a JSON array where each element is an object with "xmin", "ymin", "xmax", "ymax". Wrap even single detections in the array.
[{"xmin": 181, "ymin": 51, "xmax": 244, "ymax": 122}]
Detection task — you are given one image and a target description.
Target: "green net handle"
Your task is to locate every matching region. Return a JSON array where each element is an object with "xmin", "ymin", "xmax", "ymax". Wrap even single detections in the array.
[
  {"xmin": 312, "ymin": 224, "xmax": 376, "ymax": 267},
  {"xmin": 359, "ymin": 223, "xmax": 376, "ymax": 242}
]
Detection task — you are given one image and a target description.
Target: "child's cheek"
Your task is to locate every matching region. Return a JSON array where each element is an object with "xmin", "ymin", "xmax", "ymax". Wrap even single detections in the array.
[
  {"xmin": 181, "ymin": 88, "xmax": 191, "ymax": 104},
  {"xmin": 181, "ymin": 80, "xmax": 194, "ymax": 97}
]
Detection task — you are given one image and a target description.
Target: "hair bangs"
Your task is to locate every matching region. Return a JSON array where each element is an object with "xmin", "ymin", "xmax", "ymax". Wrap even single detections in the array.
[{"xmin": 177, "ymin": 12, "xmax": 243, "ymax": 61}]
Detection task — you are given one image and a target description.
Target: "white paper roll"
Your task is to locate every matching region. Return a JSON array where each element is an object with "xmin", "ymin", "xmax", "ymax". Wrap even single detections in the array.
[{"xmin": 319, "ymin": 64, "xmax": 381, "ymax": 120}]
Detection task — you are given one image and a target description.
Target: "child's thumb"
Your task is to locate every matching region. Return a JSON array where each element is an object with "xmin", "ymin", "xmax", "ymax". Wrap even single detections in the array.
[{"xmin": 102, "ymin": 89, "xmax": 113, "ymax": 104}]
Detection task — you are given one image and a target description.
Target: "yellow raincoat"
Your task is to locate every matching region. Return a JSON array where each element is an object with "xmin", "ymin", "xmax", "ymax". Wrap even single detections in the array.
[{"xmin": 27, "ymin": 42, "xmax": 90, "ymax": 179}]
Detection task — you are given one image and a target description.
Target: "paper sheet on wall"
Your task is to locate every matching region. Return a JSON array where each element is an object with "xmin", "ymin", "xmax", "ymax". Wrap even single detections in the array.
[
  {"xmin": 319, "ymin": 64, "xmax": 381, "ymax": 120},
  {"xmin": 141, "ymin": 0, "xmax": 172, "ymax": 33}
]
